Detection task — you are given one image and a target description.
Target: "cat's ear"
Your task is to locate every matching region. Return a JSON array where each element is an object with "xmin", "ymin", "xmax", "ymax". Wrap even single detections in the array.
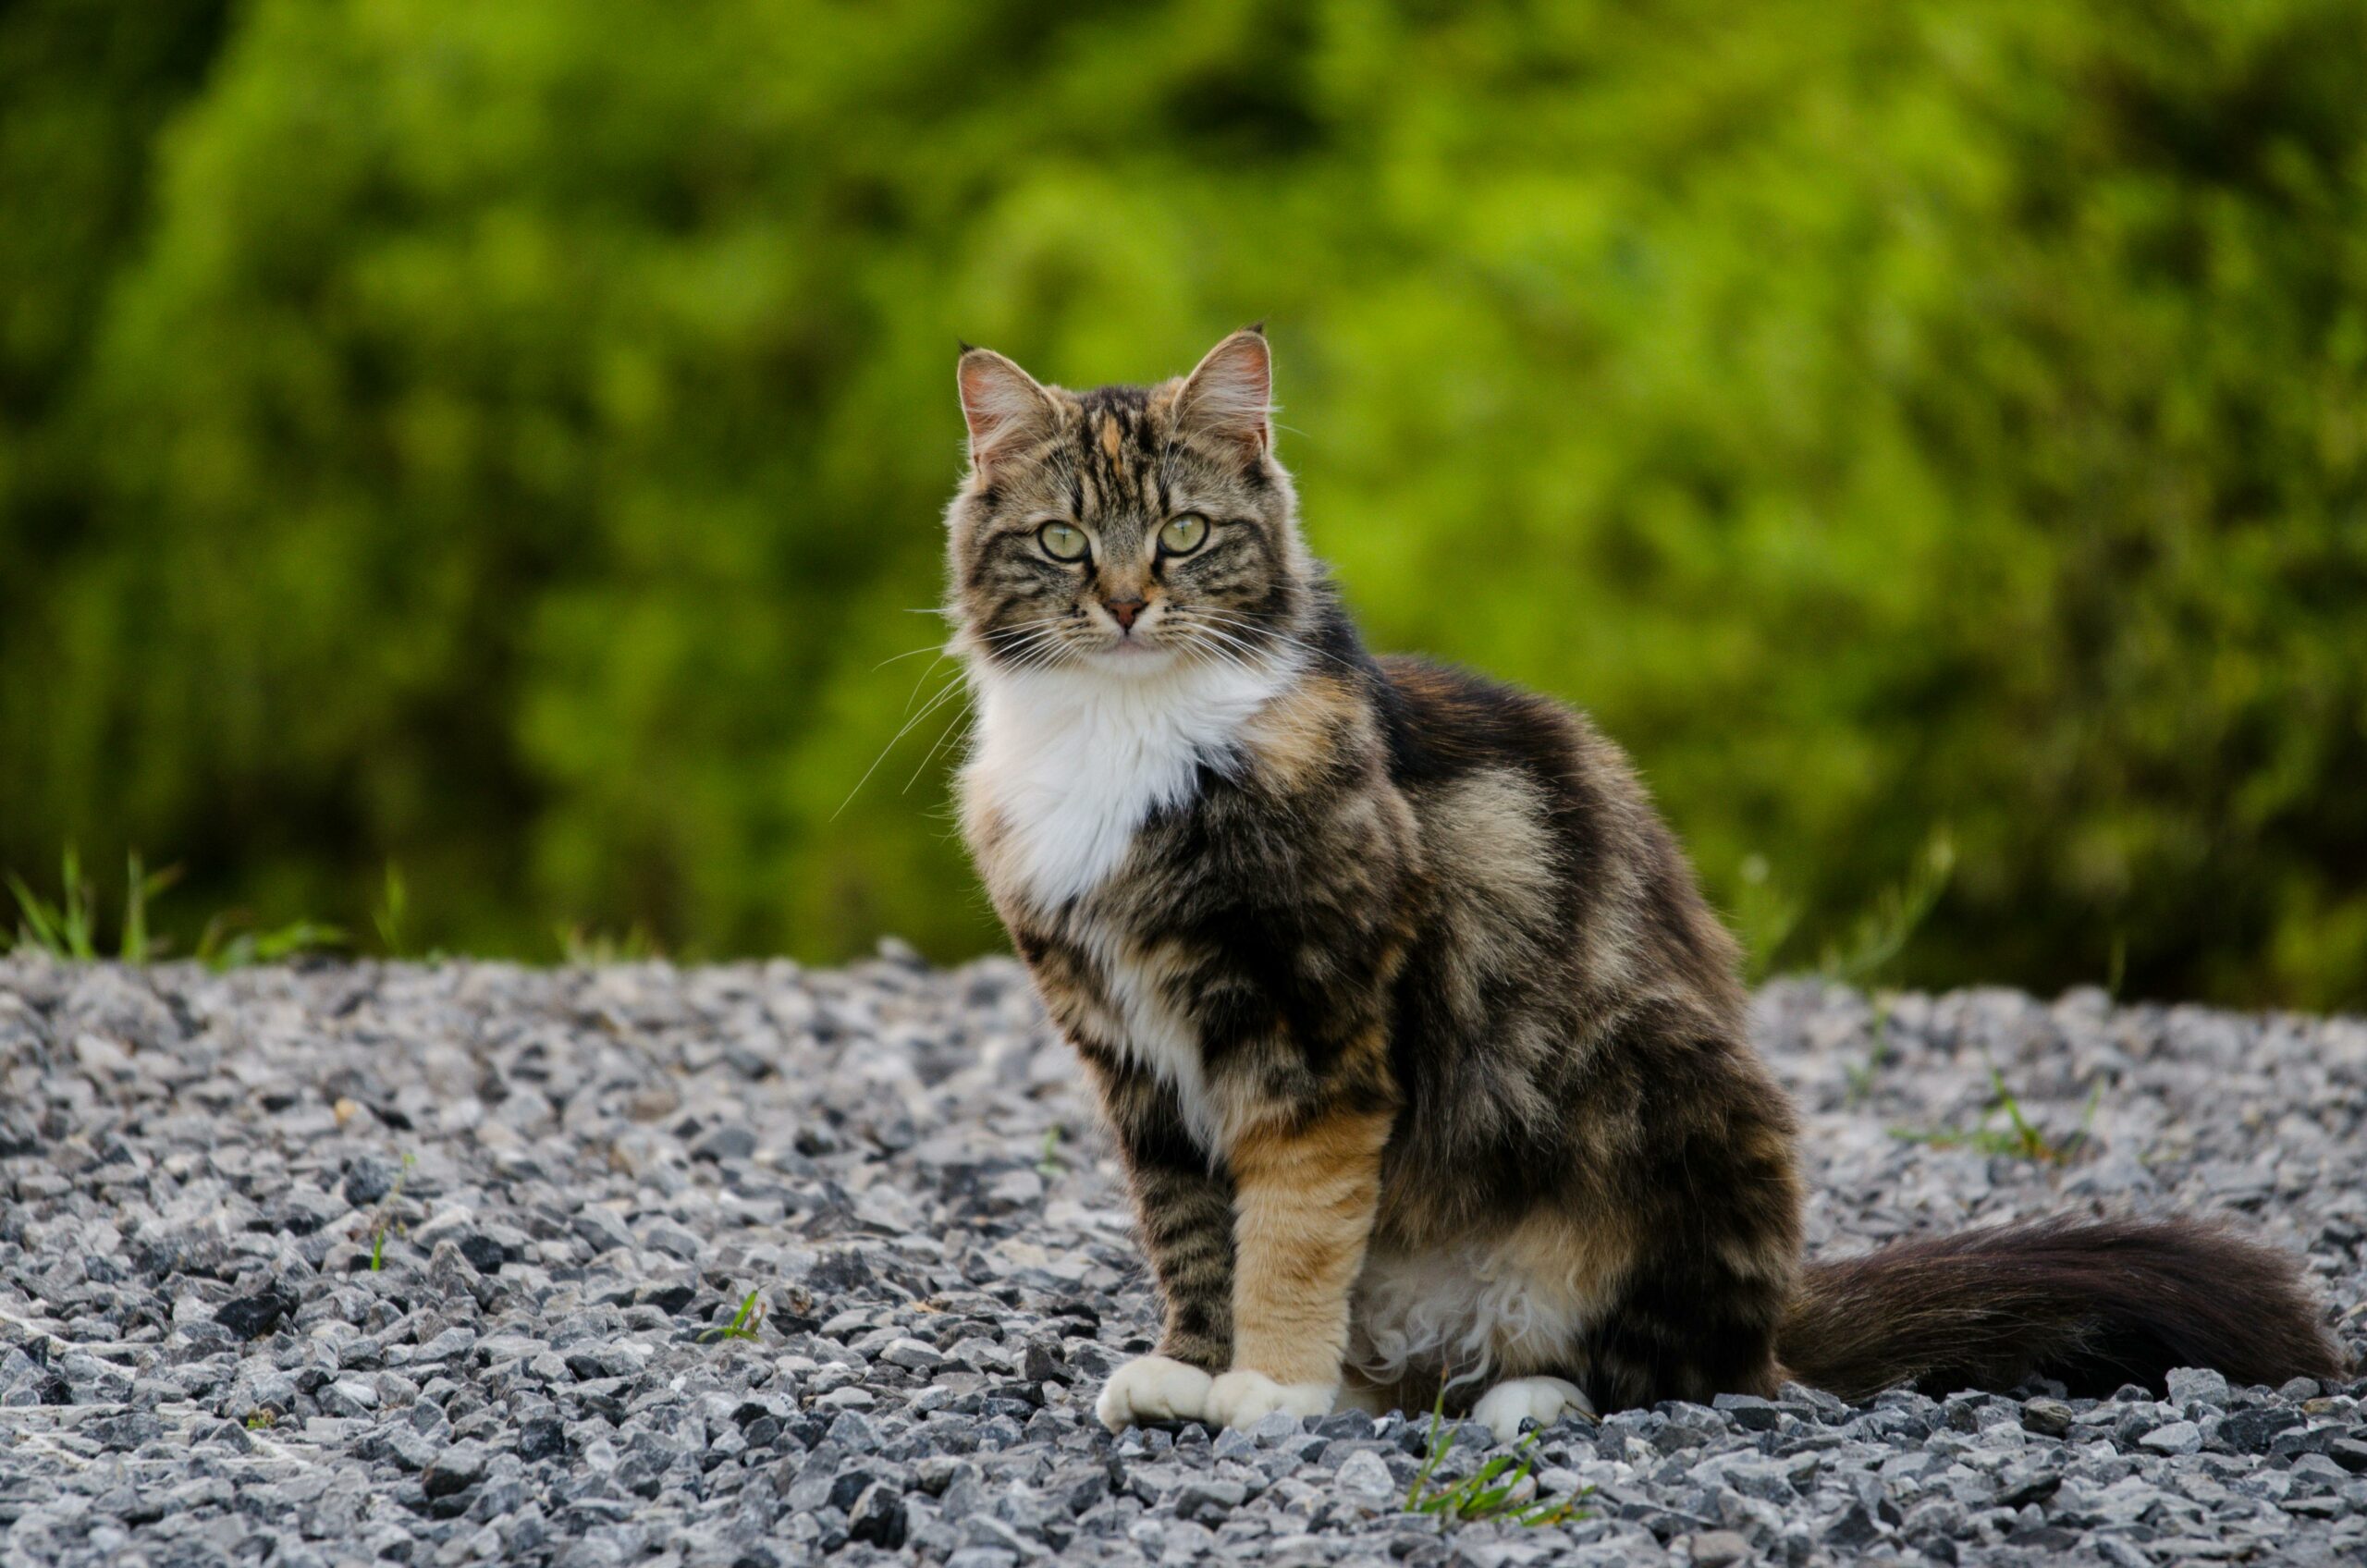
[
  {"xmin": 957, "ymin": 347, "xmax": 1058, "ymax": 472},
  {"xmin": 1171, "ymin": 325, "xmax": 1272, "ymax": 456}
]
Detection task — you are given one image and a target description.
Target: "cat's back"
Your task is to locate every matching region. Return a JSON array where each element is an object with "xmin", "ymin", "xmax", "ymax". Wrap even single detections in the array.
[{"xmin": 1369, "ymin": 654, "xmax": 1744, "ymax": 1018}]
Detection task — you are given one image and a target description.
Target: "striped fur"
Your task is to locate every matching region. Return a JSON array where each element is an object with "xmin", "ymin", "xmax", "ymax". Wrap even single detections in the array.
[{"xmin": 944, "ymin": 330, "xmax": 2345, "ymax": 1429}]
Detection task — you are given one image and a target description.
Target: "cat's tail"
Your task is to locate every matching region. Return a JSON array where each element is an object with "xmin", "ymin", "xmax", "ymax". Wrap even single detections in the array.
[{"xmin": 1776, "ymin": 1215, "xmax": 2345, "ymax": 1402}]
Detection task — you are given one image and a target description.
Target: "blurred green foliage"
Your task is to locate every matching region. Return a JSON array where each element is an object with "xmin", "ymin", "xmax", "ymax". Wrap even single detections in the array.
[{"xmin": 3, "ymin": 0, "xmax": 2363, "ymax": 1007}]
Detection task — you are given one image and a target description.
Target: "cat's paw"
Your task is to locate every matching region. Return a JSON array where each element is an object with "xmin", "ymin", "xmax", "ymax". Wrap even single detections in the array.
[
  {"xmin": 1094, "ymin": 1354, "xmax": 1214, "ymax": 1432},
  {"xmin": 1471, "ymin": 1376, "xmax": 1595, "ymax": 1442},
  {"xmin": 1205, "ymin": 1368, "xmax": 1337, "ymax": 1429}
]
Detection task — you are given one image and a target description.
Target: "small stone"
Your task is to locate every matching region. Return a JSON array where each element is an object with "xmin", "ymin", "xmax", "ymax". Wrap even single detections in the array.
[
  {"xmin": 2328, "ymin": 1438, "xmax": 2367, "ymax": 1475},
  {"xmin": 343, "ymin": 1157, "xmax": 398, "ymax": 1206},
  {"xmin": 517, "ymin": 1418, "xmax": 567, "ymax": 1463},
  {"xmin": 320, "ymin": 1378, "xmax": 380, "ymax": 1416},
  {"xmin": 847, "ymin": 1481, "xmax": 907, "ymax": 1548},
  {"xmin": 1690, "ymin": 1529, "xmax": 1752, "ymax": 1567},
  {"xmin": 1995, "ymin": 1466, "xmax": 2062, "ymax": 1507},
  {"xmin": 2140, "ymin": 1420, "xmax": 2203, "ymax": 1455},
  {"xmin": 1172, "ymin": 1479, "xmax": 1246, "ymax": 1524},
  {"xmin": 2021, "ymin": 1397, "xmax": 2074, "ymax": 1438},
  {"xmin": 423, "ymin": 1440, "xmax": 489, "ymax": 1498},
  {"xmin": 825, "ymin": 1412, "xmax": 880, "ymax": 1452},
  {"xmin": 1247, "ymin": 1410, "xmax": 1301, "ymax": 1444},
  {"xmin": 2219, "ymin": 1406, "xmax": 2298, "ymax": 1452},
  {"xmin": 1712, "ymin": 1393, "xmax": 1781, "ymax": 1432},
  {"xmin": 2166, "ymin": 1367, "xmax": 2231, "ymax": 1408},
  {"xmin": 878, "ymin": 1338, "xmax": 943, "ymax": 1372},
  {"xmin": 214, "ymin": 1282, "xmax": 299, "ymax": 1341},
  {"xmin": 1823, "ymin": 1503, "xmax": 1883, "ymax": 1548},
  {"xmin": 691, "ymin": 1124, "xmax": 757, "ymax": 1163},
  {"xmin": 1335, "ymin": 1451, "xmax": 1395, "ymax": 1498},
  {"xmin": 571, "ymin": 1207, "xmax": 635, "ymax": 1254}
]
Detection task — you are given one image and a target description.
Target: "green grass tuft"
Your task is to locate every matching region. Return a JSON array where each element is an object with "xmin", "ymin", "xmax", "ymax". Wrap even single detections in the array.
[
  {"xmin": 9, "ymin": 847, "xmax": 188, "ymax": 962},
  {"xmin": 702, "ymin": 1290, "xmax": 767, "ymax": 1344},
  {"xmin": 7, "ymin": 846, "xmax": 99, "ymax": 959},
  {"xmin": 373, "ymin": 861, "xmax": 410, "ymax": 957},
  {"xmin": 366, "ymin": 1152, "xmax": 416, "ymax": 1272},
  {"xmin": 1403, "ymin": 1393, "xmax": 1592, "ymax": 1528},
  {"xmin": 558, "ymin": 922, "xmax": 663, "ymax": 966},
  {"xmin": 1893, "ymin": 1066, "xmax": 2102, "ymax": 1165},
  {"xmin": 195, "ymin": 914, "xmax": 346, "ymax": 971},
  {"xmin": 6, "ymin": 843, "xmax": 349, "ymax": 968}
]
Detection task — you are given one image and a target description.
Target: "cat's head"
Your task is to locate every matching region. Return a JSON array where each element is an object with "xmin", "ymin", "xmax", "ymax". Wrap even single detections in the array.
[{"xmin": 943, "ymin": 328, "xmax": 1311, "ymax": 677}]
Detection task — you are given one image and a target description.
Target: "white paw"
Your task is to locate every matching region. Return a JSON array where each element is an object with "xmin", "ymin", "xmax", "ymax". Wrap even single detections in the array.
[
  {"xmin": 1095, "ymin": 1354, "xmax": 1214, "ymax": 1432},
  {"xmin": 1471, "ymin": 1376, "xmax": 1594, "ymax": 1442},
  {"xmin": 1205, "ymin": 1368, "xmax": 1337, "ymax": 1429}
]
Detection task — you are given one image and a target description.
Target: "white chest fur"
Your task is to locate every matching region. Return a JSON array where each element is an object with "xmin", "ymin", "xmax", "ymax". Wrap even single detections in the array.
[{"xmin": 962, "ymin": 655, "xmax": 1294, "ymax": 909}]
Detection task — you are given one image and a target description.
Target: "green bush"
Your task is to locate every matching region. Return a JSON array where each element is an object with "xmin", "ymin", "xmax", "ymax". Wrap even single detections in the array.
[{"xmin": 3, "ymin": 0, "xmax": 2362, "ymax": 1007}]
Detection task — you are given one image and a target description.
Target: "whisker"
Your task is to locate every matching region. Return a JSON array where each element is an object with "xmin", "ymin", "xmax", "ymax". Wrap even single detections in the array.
[
  {"xmin": 832, "ymin": 674, "xmax": 973, "ymax": 821},
  {"xmin": 904, "ymin": 707, "xmax": 976, "ymax": 794},
  {"xmin": 876, "ymin": 642, "xmax": 953, "ymax": 672}
]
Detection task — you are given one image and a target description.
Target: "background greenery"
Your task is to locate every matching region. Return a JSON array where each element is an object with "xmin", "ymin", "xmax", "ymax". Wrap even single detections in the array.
[{"xmin": 4, "ymin": 0, "xmax": 2362, "ymax": 1008}]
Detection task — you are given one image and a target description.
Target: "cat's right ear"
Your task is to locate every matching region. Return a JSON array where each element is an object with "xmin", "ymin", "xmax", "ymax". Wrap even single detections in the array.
[{"xmin": 957, "ymin": 348, "xmax": 1057, "ymax": 474}]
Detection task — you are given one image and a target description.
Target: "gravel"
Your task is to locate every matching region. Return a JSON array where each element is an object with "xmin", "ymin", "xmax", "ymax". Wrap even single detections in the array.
[{"xmin": 2, "ymin": 949, "xmax": 2362, "ymax": 1566}]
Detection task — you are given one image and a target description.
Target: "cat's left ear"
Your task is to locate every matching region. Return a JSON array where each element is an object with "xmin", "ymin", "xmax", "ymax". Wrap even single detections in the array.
[{"xmin": 1171, "ymin": 325, "xmax": 1272, "ymax": 457}]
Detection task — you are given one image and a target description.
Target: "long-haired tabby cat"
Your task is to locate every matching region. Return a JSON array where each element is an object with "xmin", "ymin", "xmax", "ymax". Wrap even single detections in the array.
[{"xmin": 943, "ymin": 327, "xmax": 2343, "ymax": 1439}]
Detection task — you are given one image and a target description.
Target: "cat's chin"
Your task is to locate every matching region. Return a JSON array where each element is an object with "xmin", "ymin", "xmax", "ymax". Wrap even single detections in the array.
[{"xmin": 1083, "ymin": 638, "xmax": 1181, "ymax": 675}]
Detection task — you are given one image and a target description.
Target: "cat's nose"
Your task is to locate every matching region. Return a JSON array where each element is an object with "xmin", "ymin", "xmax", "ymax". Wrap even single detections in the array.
[{"xmin": 1103, "ymin": 596, "xmax": 1147, "ymax": 631}]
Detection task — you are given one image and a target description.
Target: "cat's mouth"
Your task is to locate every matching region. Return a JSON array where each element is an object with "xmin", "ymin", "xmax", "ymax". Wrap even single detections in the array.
[{"xmin": 1084, "ymin": 624, "xmax": 1181, "ymax": 671}]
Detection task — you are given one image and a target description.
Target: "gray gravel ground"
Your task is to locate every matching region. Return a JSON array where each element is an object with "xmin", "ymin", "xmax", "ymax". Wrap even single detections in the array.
[{"xmin": 3, "ymin": 949, "xmax": 2363, "ymax": 1568}]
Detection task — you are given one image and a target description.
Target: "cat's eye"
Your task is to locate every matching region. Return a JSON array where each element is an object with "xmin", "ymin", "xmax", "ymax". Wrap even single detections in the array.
[
  {"xmin": 1037, "ymin": 522, "xmax": 1089, "ymax": 562},
  {"xmin": 1158, "ymin": 514, "xmax": 1209, "ymax": 556}
]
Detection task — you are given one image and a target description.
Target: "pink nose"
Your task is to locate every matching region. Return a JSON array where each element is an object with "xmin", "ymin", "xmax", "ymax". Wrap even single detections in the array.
[{"xmin": 1104, "ymin": 596, "xmax": 1146, "ymax": 631}]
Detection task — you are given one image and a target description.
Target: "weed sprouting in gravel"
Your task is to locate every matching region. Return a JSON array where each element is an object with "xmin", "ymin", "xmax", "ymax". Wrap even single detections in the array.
[
  {"xmin": 6, "ymin": 845, "xmax": 343, "ymax": 966},
  {"xmin": 373, "ymin": 862, "xmax": 410, "ymax": 956},
  {"xmin": 1036, "ymin": 1125, "xmax": 1066, "ymax": 1177},
  {"xmin": 703, "ymin": 1290, "xmax": 767, "ymax": 1344},
  {"xmin": 195, "ymin": 915, "xmax": 347, "ymax": 971},
  {"xmin": 1844, "ymin": 994, "xmax": 1898, "ymax": 1109},
  {"xmin": 7, "ymin": 847, "xmax": 178, "ymax": 961},
  {"xmin": 1404, "ymin": 1396, "xmax": 1591, "ymax": 1528},
  {"xmin": 245, "ymin": 1409, "xmax": 277, "ymax": 1431},
  {"xmin": 368, "ymin": 1153, "xmax": 416, "ymax": 1271},
  {"xmin": 558, "ymin": 922, "xmax": 664, "ymax": 966},
  {"xmin": 1894, "ymin": 1068, "xmax": 2103, "ymax": 1165}
]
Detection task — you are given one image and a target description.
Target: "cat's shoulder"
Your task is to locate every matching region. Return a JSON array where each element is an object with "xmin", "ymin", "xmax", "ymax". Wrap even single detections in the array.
[{"xmin": 1367, "ymin": 655, "xmax": 1624, "ymax": 791}]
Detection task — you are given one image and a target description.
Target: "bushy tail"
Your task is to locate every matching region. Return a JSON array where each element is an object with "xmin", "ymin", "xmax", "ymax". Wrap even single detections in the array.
[{"xmin": 1778, "ymin": 1216, "xmax": 2345, "ymax": 1402}]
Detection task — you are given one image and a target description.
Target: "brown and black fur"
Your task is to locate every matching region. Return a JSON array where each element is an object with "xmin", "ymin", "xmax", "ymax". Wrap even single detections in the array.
[{"xmin": 943, "ymin": 328, "xmax": 2345, "ymax": 1425}]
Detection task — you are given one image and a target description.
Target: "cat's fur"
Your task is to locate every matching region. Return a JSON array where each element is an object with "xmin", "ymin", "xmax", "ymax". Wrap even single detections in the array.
[{"xmin": 943, "ymin": 328, "xmax": 2344, "ymax": 1436}]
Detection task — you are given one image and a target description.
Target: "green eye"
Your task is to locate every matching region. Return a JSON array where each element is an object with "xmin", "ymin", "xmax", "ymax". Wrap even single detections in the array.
[
  {"xmin": 1037, "ymin": 522, "xmax": 1089, "ymax": 562},
  {"xmin": 1159, "ymin": 514, "xmax": 1209, "ymax": 556}
]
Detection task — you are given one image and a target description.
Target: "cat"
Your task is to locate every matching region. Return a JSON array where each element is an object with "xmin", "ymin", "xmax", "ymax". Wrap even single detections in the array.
[{"xmin": 941, "ymin": 326, "xmax": 2344, "ymax": 1439}]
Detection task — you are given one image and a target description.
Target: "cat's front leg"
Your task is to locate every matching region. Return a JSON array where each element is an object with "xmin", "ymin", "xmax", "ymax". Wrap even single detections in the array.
[
  {"xmin": 1206, "ymin": 1096, "xmax": 1393, "ymax": 1429},
  {"xmin": 1083, "ymin": 1051, "xmax": 1239, "ymax": 1431}
]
